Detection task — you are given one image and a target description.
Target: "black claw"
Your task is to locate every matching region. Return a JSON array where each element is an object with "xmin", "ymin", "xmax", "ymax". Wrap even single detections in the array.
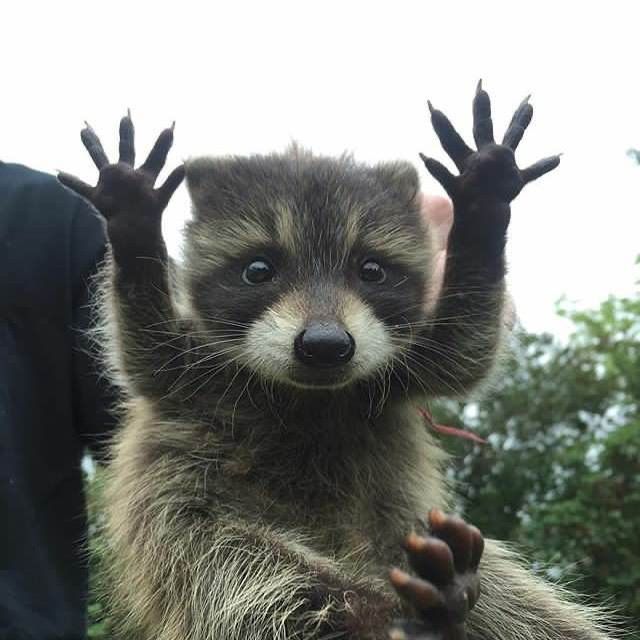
[
  {"xmin": 476, "ymin": 78, "xmax": 483, "ymax": 92},
  {"xmin": 427, "ymin": 100, "xmax": 435, "ymax": 114}
]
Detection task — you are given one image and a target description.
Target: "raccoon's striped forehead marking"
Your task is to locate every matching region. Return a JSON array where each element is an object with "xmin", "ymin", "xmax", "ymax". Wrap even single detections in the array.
[
  {"xmin": 184, "ymin": 152, "xmax": 428, "ymax": 271},
  {"xmin": 187, "ymin": 201, "xmax": 299, "ymax": 269},
  {"xmin": 272, "ymin": 200, "xmax": 298, "ymax": 255},
  {"xmin": 357, "ymin": 219, "xmax": 428, "ymax": 271},
  {"xmin": 188, "ymin": 215, "xmax": 273, "ymax": 270}
]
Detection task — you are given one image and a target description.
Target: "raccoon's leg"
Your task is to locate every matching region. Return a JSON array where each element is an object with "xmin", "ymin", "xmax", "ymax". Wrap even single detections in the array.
[
  {"xmin": 389, "ymin": 510, "xmax": 483, "ymax": 640},
  {"xmin": 58, "ymin": 114, "xmax": 189, "ymax": 405},
  {"xmin": 414, "ymin": 82, "xmax": 560, "ymax": 395}
]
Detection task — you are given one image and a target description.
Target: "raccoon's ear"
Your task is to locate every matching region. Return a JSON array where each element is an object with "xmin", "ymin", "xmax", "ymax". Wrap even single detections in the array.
[
  {"xmin": 374, "ymin": 161, "xmax": 420, "ymax": 203},
  {"xmin": 184, "ymin": 156, "xmax": 238, "ymax": 218},
  {"xmin": 184, "ymin": 157, "xmax": 217, "ymax": 214}
]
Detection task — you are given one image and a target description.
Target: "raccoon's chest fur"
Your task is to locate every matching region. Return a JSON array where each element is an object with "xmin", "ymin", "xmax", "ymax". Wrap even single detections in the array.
[
  {"xmin": 209, "ymin": 401, "xmax": 452, "ymax": 576},
  {"xmin": 111, "ymin": 396, "xmax": 451, "ymax": 583}
]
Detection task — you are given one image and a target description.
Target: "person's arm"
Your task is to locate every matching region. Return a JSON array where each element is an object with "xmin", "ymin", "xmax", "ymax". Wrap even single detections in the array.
[{"xmin": 68, "ymin": 199, "xmax": 118, "ymax": 459}]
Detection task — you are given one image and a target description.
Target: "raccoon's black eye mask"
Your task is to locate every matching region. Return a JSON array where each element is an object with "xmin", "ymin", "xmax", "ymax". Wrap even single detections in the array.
[{"xmin": 240, "ymin": 254, "xmax": 389, "ymax": 287}]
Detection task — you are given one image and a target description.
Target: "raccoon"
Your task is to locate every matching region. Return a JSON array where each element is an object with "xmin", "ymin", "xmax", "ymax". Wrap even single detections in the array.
[{"xmin": 59, "ymin": 83, "xmax": 610, "ymax": 640}]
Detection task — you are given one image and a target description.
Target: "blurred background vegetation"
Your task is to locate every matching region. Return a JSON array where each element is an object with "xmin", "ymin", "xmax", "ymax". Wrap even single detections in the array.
[
  {"xmin": 85, "ymin": 153, "xmax": 640, "ymax": 638},
  {"xmin": 437, "ymin": 283, "xmax": 640, "ymax": 635}
]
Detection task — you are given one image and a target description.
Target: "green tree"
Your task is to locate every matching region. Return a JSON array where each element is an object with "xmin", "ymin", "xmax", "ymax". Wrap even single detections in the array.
[{"xmin": 435, "ymin": 275, "xmax": 640, "ymax": 634}]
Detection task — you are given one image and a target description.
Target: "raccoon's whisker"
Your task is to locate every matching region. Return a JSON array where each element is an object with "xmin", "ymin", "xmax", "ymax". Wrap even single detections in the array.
[
  {"xmin": 377, "ymin": 302, "xmax": 426, "ymax": 322},
  {"xmin": 399, "ymin": 351, "xmax": 448, "ymax": 397},
  {"xmin": 389, "ymin": 355, "xmax": 411, "ymax": 396},
  {"xmin": 160, "ymin": 348, "xmax": 242, "ymax": 397},
  {"xmin": 394, "ymin": 338, "xmax": 464, "ymax": 373},
  {"xmin": 405, "ymin": 335, "xmax": 482, "ymax": 366},
  {"xmin": 178, "ymin": 353, "xmax": 245, "ymax": 403},
  {"xmin": 142, "ymin": 317, "xmax": 199, "ymax": 328},
  {"xmin": 214, "ymin": 361, "xmax": 253, "ymax": 428},
  {"xmin": 231, "ymin": 368, "xmax": 258, "ymax": 433},
  {"xmin": 154, "ymin": 338, "xmax": 243, "ymax": 373},
  {"xmin": 389, "ymin": 312, "xmax": 486, "ymax": 329},
  {"xmin": 178, "ymin": 346, "xmax": 243, "ymax": 374},
  {"xmin": 364, "ymin": 378, "xmax": 375, "ymax": 420},
  {"xmin": 393, "ymin": 352, "xmax": 430, "ymax": 398},
  {"xmin": 382, "ymin": 362, "xmax": 394, "ymax": 411},
  {"xmin": 374, "ymin": 363, "xmax": 389, "ymax": 416},
  {"xmin": 402, "ymin": 349, "xmax": 464, "ymax": 396},
  {"xmin": 166, "ymin": 347, "xmax": 244, "ymax": 395},
  {"xmin": 199, "ymin": 316, "xmax": 252, "ymax": 330}
]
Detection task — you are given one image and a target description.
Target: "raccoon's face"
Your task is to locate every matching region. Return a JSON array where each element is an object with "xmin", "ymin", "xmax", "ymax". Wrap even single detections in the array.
[{"xmin": 182, "ymin": 148, "xmax": 432, "ymax": 391}]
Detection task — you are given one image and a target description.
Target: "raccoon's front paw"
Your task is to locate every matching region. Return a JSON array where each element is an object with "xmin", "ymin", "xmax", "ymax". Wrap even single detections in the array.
[
  {"xmin": 58, "ymin": 112, "xmax": 184, "ymax": 257},
  {"xmin": 388, "ymin": 510, "xmax": 484, "ymax": 640},
  {"xmin": 420, "ymin": 81, "xmax": 560, "ymax": 250}
]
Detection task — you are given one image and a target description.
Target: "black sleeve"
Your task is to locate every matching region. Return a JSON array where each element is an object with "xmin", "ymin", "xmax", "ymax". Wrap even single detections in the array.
[{"xmin": 68, "ymin": 198, "xmax": 118, "ymax": 461}]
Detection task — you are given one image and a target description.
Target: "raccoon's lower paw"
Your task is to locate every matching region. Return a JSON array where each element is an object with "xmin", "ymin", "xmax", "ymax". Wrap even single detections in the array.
[
  {"xmin": 58, "ymin": 112, "xmax": 184, "ymax": 251},
  {"xmin": 420, "ymin": 80, "xmax": 560, "ymax": 240},
  {"xmin": 389, "ymin": 510, "xmax": 484, "ymax": 640}
]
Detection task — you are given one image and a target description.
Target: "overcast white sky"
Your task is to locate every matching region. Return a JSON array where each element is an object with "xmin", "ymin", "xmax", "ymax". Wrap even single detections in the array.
[{"xmin": 2, "ymin": 1, "xmax": 638, "ymax": 334}]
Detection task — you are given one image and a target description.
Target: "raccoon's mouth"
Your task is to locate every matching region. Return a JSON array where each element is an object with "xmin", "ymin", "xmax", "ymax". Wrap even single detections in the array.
[{"xmin": 283, "ymin": 365, "xmax": 355, "ymax": 390}]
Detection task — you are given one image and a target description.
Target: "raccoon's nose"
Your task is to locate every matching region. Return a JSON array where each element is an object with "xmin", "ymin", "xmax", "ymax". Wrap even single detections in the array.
[{"xmin": 294, "ymin": 322, "xmax": 355, "ymax": 368}]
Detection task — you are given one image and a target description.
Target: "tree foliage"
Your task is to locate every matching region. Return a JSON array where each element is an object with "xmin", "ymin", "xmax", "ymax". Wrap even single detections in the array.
[{"xmin": 435, "ymin": 275, "xmax": 640, "ymax": 634}]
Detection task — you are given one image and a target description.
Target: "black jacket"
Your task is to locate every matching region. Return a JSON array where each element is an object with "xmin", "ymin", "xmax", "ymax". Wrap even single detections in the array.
[{"xmin": 0, "ymin": 162, "xmax": 115, "ymax": 639}]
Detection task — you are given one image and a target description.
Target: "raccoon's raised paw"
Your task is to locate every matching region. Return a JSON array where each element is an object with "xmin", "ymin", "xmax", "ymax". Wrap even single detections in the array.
[
  {"xmin": 58, "ymin": 112, "xmax": 184, "ymax": 249},
  {"xmin": 388, "ymin": 510, "xmax": 484, "ymax": 640},
  {"xmin": 420, "ymin": 81, "xmax": 560, "ymax": 239}
]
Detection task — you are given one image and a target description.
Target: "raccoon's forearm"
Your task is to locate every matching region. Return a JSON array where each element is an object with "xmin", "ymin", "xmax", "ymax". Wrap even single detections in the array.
[
  {"xmin": 109, "ymin": 514, "xmax": 398, "ymax": 640},
  {"xmin": 415, "ymin": 202, "xmax": 508, "ymax": 397},
  {"xmin": 469, "ymin": 540, "xmax": 611, "ymax": 640},
  {"xmin": 106, "ymin": 224, "xmax": 191, "ymax": 404}
]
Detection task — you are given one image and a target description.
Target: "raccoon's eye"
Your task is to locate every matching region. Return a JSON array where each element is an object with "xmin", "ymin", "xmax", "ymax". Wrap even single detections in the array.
[
  {"xmin": 242, "ymin": 259, "xmax": 276, "ymax": 285},
  {"xmin": 359, "ymin": 259, "xmax": 386, "ymax": 283}
]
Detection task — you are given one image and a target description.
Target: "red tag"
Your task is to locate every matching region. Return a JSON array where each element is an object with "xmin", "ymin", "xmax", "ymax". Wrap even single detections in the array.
[{"xmin": 418, "ymin": 407, "xmax": 487, "ymax": 445}]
